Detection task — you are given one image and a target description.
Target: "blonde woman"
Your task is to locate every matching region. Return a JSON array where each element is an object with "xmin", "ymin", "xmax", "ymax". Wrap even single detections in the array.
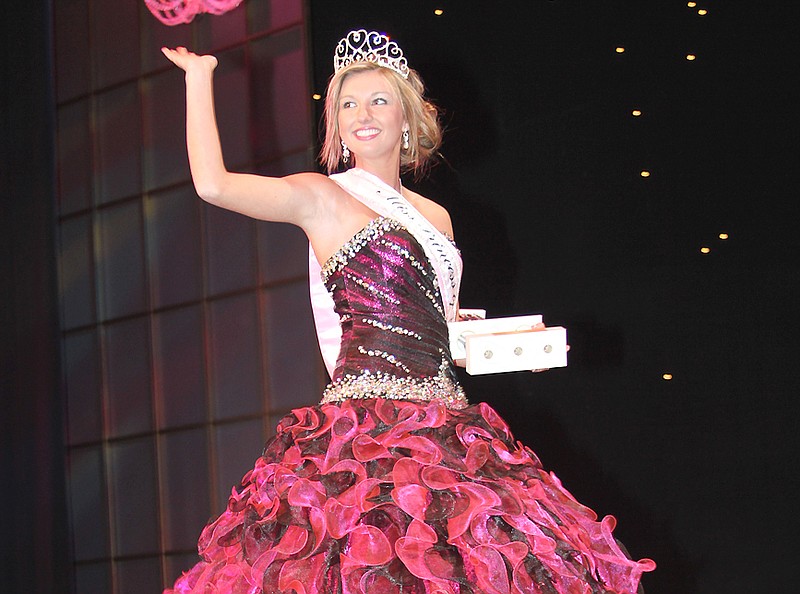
[{"xmin": 162, "ymin": 30, "xmax": 654, "ymax": 594}]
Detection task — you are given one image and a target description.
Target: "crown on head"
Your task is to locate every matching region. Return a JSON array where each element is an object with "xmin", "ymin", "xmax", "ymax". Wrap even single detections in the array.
[{"xmin": 334, "ymin": 29, "xmax": 410, "ymax": 79}]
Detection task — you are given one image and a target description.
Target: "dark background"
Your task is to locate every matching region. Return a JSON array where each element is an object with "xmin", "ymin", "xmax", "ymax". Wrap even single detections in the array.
[
  {"xmin": 309, "ymin": 2, "xmax": 800, "ymax": 592},
  {"xmin": 3, "ymin": 0, "xmax": 799, "ymax": 592}
]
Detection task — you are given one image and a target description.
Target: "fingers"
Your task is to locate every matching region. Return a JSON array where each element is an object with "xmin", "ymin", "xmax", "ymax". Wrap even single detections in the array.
[
  {"xmin": 162, "ymin": 46, "xmax": 189, "ymax": 54},
  {"xmin": 160, "ymin": 46, "xmax": 185, "ymax": 67},
  {"xmin": 160, "ymin": 46, "xmax": 218, "ymax": 71},
  {"xmin": 161, "ymin": 46, "xmax": 192, "ymax": 62}
]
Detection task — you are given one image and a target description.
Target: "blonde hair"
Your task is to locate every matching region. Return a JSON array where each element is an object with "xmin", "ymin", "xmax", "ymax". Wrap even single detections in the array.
[{"xmin": 320, "ymin": 61, "xmax": 442, "ymax": 176}]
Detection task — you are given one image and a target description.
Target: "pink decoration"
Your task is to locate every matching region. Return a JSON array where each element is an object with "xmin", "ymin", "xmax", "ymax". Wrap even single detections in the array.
[
  {"xmin": 165, "ymin": 398, "xmax": 656, "ymax": 594},
  {"xmin": 144, "ymin": 0, "xmax": 243, "ymax": 26}
]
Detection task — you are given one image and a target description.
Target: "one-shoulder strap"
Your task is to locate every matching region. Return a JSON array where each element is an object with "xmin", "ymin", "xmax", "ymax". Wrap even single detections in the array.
[{"xmin": 308, "ymin": 168, "xmax": 463, "ymax": 377}]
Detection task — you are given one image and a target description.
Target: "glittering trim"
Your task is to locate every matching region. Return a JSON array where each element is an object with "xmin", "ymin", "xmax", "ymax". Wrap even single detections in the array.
[
  {"xmin": 417, "ymin": 281, "xmax": 444, "ymax": 317},
  {"xmin": 321, "ymin": 217, "xmax": 401, "ymax": 283},
  {"xmin": 357, "ymin": 345, "xmax": 411, "ymax": 373},
  {"xmin": 345, "ymin": 272, "xmax": 401, "ymax": 305},
  {"xmin": 321, "ymin": 360, "xmax": 468, "ymax": 410},
  {"xmin": 380, "ymin": 238, "xmax": 429, "ymax": 275},
  {"xmin": 362, "ymin": 318, "xmax": 423, "ymax": 341}
]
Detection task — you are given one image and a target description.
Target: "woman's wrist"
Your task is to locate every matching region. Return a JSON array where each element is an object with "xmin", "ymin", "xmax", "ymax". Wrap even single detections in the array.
[
  {"xmin": 184, "ymin": 55, "xmax": 217, "ymax": 79},
  {"xmin": 184, "ymin": 64, "xmax": 215, "ymax": 82}
]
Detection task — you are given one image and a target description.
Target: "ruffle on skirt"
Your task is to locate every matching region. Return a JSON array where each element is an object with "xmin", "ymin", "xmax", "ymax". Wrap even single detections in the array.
[{"xmin": 166, "ymin": 398, "xmax": 655, "ymax": 594}]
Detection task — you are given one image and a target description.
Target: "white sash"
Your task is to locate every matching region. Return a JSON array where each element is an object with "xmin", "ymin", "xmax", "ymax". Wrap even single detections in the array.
[{"xmin": 308, "ymin": 168, "xmax": 462, "ymax": 376}]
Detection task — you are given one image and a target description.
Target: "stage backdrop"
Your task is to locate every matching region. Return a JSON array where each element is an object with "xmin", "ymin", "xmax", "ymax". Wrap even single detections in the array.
[{"xmin": 52, "ymin": 1, "xmax": 325, "ymax": 590}]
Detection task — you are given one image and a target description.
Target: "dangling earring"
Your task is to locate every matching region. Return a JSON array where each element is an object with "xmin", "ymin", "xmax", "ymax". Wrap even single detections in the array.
[
  {"xmin": 341, "ymin": 140, "xmax": 350, "ymax": 164},
  {"xmin": 402, "ymin": 129, "xmax": 410, "ymax": 150}
]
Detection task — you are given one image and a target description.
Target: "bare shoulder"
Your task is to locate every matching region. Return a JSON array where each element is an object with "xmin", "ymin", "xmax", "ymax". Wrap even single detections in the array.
[{"xmin": 404, "ymin": 188, "xmax": 454, "ymax": 238}]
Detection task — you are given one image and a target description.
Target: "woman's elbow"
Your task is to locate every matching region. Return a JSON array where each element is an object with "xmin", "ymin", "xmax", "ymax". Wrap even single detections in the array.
[{"xmin": 193, "ymin": 177, "xmax": 224, "ymax": 204}]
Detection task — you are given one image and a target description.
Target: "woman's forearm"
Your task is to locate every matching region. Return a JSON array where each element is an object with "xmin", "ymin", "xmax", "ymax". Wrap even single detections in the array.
[{"xmin": 183, "ymin": 64, "xmax": 229, "ymax": 202}]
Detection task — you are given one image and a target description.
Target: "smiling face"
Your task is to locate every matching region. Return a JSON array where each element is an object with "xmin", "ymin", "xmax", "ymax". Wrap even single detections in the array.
[{"xmin": 336, "ymin": 69, "xmax": 407, "ymax": 169}]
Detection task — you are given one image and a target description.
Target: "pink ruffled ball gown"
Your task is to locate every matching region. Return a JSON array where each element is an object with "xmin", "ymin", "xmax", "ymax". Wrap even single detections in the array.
[{"xmin": 167, "ymin": 217, "xmax": 655, "ymax": 594}]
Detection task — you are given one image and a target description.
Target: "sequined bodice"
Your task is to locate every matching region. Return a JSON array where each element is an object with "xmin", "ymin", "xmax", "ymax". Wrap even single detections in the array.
[{"xmin": 320, "ymin": 217, "xmax": 467, "ymax": 409}]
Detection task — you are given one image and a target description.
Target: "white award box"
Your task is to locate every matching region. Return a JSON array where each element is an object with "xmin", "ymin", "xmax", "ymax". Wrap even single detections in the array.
[{"xmin": 448, "ymin": 313, "xmax": 568, "ymax": 375}]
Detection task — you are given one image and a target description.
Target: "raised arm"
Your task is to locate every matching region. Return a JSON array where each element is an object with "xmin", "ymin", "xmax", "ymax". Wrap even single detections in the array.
[{"xmin": 161, "ymin": 47, "xmax": 324, "ymax": 227}]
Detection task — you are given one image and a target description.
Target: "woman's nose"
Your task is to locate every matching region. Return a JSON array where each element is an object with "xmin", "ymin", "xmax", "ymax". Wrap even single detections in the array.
[{"xmin": 356, "ymin": 104, "xmax": 372, "ymax": 122}]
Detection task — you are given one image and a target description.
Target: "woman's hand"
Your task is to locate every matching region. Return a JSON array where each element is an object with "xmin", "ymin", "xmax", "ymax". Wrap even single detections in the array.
[{"xmin": 161, "ymin": 46, "xmax": 218, "ymax": 74}]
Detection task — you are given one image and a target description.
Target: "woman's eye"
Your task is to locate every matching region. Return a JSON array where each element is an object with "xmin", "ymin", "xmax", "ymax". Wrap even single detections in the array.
[
  {"xmin": 372, "ymin": 97, "xmax": 387, "ymax": 105},
  {"xmin": 342, "ymin": 101, "xmax": 355, "ymax": 109}
]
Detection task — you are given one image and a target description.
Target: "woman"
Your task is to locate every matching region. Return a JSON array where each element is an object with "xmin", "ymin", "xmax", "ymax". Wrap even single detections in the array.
[{"xmin": 162, "ymin": 30, "xmax": 654, "ymax": 594}]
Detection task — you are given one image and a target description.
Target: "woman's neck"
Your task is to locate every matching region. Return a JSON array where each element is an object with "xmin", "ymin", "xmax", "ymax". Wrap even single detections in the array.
[{"xmin": 353, "ymin": 159, "xmax": 402, "ymax": 193}]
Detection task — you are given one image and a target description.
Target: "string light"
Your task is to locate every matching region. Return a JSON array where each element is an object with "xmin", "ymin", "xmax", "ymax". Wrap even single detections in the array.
[
  {"xmin": 686, "ymin": 54, "xmax": 697, "ymax": 61},
  {"xmin": 719, "ymin": 233, "xmax": 729, "ymax": 240},
  {"xmin": 640, "ymin": 170, "xmax": 651, "ymax": 178},
  {"xmin": 698, "ymin": 9, "xmax": 708, "ymax": 16},
  {"xmin": 434, "ymin": 8, "xmax": 444, "ymax": 16},
  {"xmin": 631, "ymin": 109, "xmax": 642, "ymax": 117},
  {"xmin": 662, "ymin": 373, "xmax": 673, "ymax": 381},
  {"xmin": 700, "ymin": 247, "xmax": 711, "ymax": 254},
  {"xmin": 615, "ymin": 46, "xmax": 626, "ymax": 53},
  {"xmin": 312, "ymin": 93, "xmax": 322, "ymax": 101},
  {"xmin": 687, "ymin": 1, "xmax": 697, "ymax": 7}
]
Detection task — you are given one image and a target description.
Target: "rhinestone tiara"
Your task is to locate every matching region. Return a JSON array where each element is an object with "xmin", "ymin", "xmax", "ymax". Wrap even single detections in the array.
[{"xmin": 334, "ymin": 29, "xmax": 409, "ymax": 79}]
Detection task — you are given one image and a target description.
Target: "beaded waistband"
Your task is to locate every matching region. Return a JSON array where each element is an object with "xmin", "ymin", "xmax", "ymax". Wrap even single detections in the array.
[{"xmin": 320, "ymin": 362, "xmax": 468, "ymax": 410}]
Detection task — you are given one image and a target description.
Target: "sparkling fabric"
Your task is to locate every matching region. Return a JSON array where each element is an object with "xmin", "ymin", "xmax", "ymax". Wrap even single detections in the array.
[
  {"xmin": 320, "ymin": 217, "xmax": 467, "ymax": 410},
  {"xmin": 166, "ymin": 219, "xmax": 655, "ymax": 594}
]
